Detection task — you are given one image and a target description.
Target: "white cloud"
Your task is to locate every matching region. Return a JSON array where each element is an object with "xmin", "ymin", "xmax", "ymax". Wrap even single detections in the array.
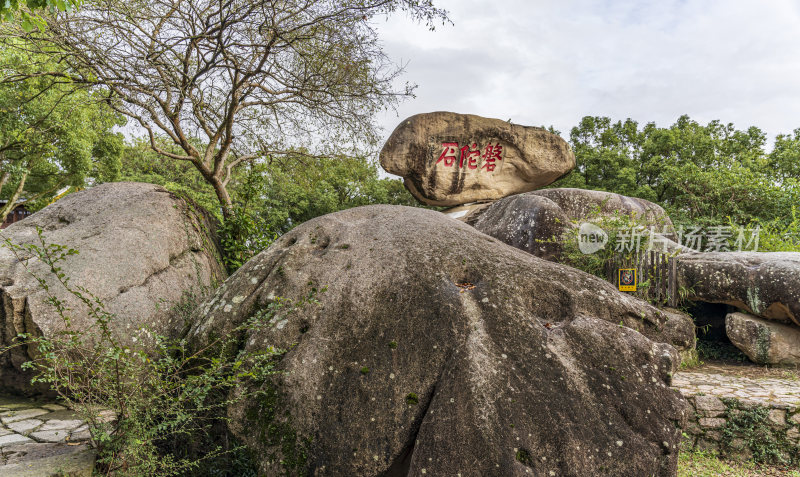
[{"xmin": 375, "ymin": 0, "xmax": 800, "ymax": 142}]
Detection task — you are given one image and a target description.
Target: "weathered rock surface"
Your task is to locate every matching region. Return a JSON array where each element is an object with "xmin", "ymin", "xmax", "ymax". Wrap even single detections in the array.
[
  {"xmin": 528, "ymin": 188, "xmax": 675, "ymax": 233},
  {"xmin": 380, "ymin": 112, "xmax": 575, "ymax": 206},
  {"xmin": 726, "ymin": 312, "xmax": 800, "ymax": 366},
  {"xmin": 469, "ymin": 193, "xmax": 570, "ymax": 261},
  {"xmin": 0, "ymin": 182, "xmax": 225, "ymax": 394},
  {"xmin": 676, "ymin": 252, "xmax": 800, "ymax": 325},
  {"xmin": 457, "ymin": 188, "xmax": 680, "ymax": 260},
  {"xmin": 189, "ymin": 205, "xmax": 689, "ymax": 476}
]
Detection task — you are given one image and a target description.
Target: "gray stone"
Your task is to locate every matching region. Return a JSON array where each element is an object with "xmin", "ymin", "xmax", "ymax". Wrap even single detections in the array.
[
  {"xmin": 0, "ymin": 442, "xmax": 94, "ymax": 476},
  {"xmin": 698, "ymin": 418, "xmax": 726, "ymax": 429},
  {"xmin": 470, "ymin": 193, "xmax": 570, "ymax": 261},
  {"xmin": 38, "ymin": 419, "xmax": 83, "ymax": 432},
  {"xmin": 767, "ymin": 409, "xmax": 787, "ymax": 428},
  {"xmin": 380, "ymin": 112, "xmax": 575, "ymax": 206},
  {"xmin": 726, "ymin": 312, "xmax": 800, "ymax": 366},
  {"xmin": 30, "ymin": 430, "xmax": 68, "ymax": 443},
  {"xmin": 456, "ymin": 188, "xmax": 680, "ymax": 258},
  {"xmin": 69, "ymin": 428, "xmax": 91, "ymax": 442},
  {"xmin": 7, "ymin": 419, "xmax": 43, "ymax": 434},
  {"xmin": 189, "ymin": 205, "xmax": 688, "ymax": 476},
  {"xmin": 0, "ymin": 182, "xmax": 226, "ymax": 395},
  {"xmin": 0, "ymin": 433, "xmax": 32, "ymax": 447},
  {"xmin": 676, "ymin": 252, "xmax": 800, "ymax": 325},
  {"xmin": 528, "ymin": 188, "xmax": 675, "ymax": 235},
  {"xmin": 1, "ymin": 409, "xmax": 48, "ymax": 424},
  {"xmin": 693, "ymin": 395, "xmax": 726, "ymax": 413},
  {"xmin": 684, "ymin": 421, "xmax": 702, "ymax": 435}
]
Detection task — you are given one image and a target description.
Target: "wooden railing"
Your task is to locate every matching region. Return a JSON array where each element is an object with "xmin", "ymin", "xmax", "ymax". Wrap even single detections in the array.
[{"xmin": 604, "ymin": 250, "xmax": 678, "ymax": 307}]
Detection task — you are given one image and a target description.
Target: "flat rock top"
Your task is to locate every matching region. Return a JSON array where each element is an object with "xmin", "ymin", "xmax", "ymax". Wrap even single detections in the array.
[{"xmin": 380, "ymin": 112, "xmax": 575, "ymax": 206}]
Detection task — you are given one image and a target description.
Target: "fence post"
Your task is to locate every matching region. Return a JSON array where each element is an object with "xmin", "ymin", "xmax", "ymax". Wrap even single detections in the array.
[{"xmin": 668, "ymin": 256, "xmax": 677, "ymax": 308}]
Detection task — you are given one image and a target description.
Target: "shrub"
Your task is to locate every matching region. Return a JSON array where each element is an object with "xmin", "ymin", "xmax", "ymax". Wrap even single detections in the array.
[{"xmin": 1, "ymin": 229, "xmax": 314, "ymax": 476}]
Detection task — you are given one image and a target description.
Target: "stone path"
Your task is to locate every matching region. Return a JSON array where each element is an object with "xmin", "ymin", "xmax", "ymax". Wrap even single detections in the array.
[
  {"xmin": 673, "ymin": 362, "xmax": 800, "ymax": 409},
  {"xmin": 0, "ymin": 395, "xmax": 95, "ymax": 476},
  {"xmin": 674, "ymin": 362, "xmax": 800, "ymax": 460}
]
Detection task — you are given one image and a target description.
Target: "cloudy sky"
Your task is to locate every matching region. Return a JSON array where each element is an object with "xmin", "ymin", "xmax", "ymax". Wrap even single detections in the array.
[{"xmin": 375, "ymin": 0, "xmax": 800, "ymax": 142}]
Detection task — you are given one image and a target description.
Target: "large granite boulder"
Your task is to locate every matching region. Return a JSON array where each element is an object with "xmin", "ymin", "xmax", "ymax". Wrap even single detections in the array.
[
  {"xmin": 676, "ymin": 252, "xmax": 800, "ymax": 325},
  {"xmin": 469, "ymin": 193, "xmax": 570, "ymax": 261},
  {"xmin": 189, "ymin": 205, "xmax": 690, "ymax": 476},
  {"xmin": 380, "ymin": 112, "xmax": 575, "ymax": 206},
  {"xmin": 454, "ymin": 188, "xmax": 679, "ymax": 260},
  {"xmin": 528, "ymin": 188, "xmax": 675, "ymax": 233},
  {"xmin": 0, "ymin": 182, "xmax": 225, "ymax": 394},
  {"xmin": 726, "ymin": 312, "xmax": 800, "ymax": 366}
]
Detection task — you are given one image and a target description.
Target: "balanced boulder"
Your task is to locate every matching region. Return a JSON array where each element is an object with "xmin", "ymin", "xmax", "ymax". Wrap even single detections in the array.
[
  {"xmin": 0, "ymin": 182, "xmax": 225, "ymax": 394},
  {"xmin": 189, "ymin": 205, "xmax": 689, "ymax": 476},
  {"xmin": 380, "ymin": 112, "xmax": 575, "ymax": 206},
  {"xmin": 726, "ymin": 312, "xmax": 800, "ymax": 366}
]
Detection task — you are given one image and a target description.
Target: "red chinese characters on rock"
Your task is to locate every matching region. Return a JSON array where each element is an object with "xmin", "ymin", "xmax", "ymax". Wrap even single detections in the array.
[
  {"xmin": 480, "ymin": 143, "xmax": 503, "ymax": 172},
  {"xmin": 436, "ymin": 141, "xmax": 503, "ymax": 172},
  {"xmin": 437, "ymin": 142, "xmax": 459, "ymax": 167}
]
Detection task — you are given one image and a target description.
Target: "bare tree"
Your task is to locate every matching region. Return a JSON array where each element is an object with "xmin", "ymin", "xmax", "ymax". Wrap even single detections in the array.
[{"xmin": 2, "ymin": 0, "xmax": 448, "ymax": 217}]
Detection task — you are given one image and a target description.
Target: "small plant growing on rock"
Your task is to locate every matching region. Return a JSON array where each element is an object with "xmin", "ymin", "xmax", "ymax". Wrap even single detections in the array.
[{"xmin": 405, "ymin": 393, "xmax": 419, "ymax": 405}]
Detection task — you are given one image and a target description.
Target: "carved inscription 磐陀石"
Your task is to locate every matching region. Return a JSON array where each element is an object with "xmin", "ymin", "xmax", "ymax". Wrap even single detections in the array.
[{"xmin": 436, "ymin": 141, "xmax": 503, "ymax": 172}]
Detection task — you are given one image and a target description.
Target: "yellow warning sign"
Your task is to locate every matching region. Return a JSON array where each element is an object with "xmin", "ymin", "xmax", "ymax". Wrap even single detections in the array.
[{"xmin": 618, "ymin": 268, "xmax": 637, "ymax": 292}]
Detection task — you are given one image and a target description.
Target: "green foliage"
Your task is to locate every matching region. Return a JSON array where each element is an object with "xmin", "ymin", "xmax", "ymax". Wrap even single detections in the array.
[
  {"xmin": 110, "ymin": 138, "xmax": 219, "ymax": 217},
  {"xmin": 243, "ymin": 155, "xmax": 419, "ymax": 237},
  {"xmin": 678, "ymin": 446, "xmax": 800, "ymax": 477},
  {"xmin": 720, "ymin": 399, "xmax": 795, "ymax": 465},
  {"xmin": 405, "ymin": 392, "xmax": 419, "ymax": 405},
  {"xmin": 696, "ymin": 340, "xmax": 749, "ymax": 363},
  {"xmin": 558, "ymin": 204, "xmax": 670, "ymax": 279},
  {"xmin": 0, "ymin": 229, "xmax": 319, "ymax": 476},
  {"xmin": 0, "ymin": 0, "xmax": 81, "ymax": 31},
  {"xmin": 216, "ymin": 155, "xmax": 418, "ymax": 272},
  {"xmin": 552, "ymin": 115, "xmax": 799, "ymax": 228},
  {"xmin": 679, "ymin": 349, "xmax": 703, "ymax": 370},
  {"xmin": 0, "ymin": 43, "xmax": 123, "ymax": 211},
  {"xmin": 727, "ymin": 209, "xmax": 800, "ymax": 253}
]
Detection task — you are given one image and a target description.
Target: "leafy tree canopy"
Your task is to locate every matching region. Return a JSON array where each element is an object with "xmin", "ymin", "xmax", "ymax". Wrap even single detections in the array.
[
  {"xmin": 552, "ymin": 115, "xmax": 799, "ymax": 226},
  {"xmin": 0, "ymin": 0, "xmax": 81, "ymax": 32},
  {"xmin": 1, "ymin": 0, "xmax": 449, "ymax": 218},
  {"xmin": 0, "ymin": 44, "xmax": 123, "ymax": 220}
]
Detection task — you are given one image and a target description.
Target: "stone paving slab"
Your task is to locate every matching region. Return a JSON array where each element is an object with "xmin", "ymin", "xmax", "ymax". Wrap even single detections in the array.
[
  {"xmin": 673, "ymin": 363, "xmax": 800, "ymax": 409},
  {"xmin": 0, "ymin": 395, "xmax": 95, "ymax": 476}
]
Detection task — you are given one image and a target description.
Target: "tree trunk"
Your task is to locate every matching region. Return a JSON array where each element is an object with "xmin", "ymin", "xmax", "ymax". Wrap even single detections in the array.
[
  {"xmin": 0, "ymin": 170, "xmax": 28, "ymax": 225},
  {"xmin": 211, "ymin": 178, "xmax": 233, "ymax": 220},
  {"xmin": 0, "ymin": 171, "xmax": 9, "ymax": 196}
]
